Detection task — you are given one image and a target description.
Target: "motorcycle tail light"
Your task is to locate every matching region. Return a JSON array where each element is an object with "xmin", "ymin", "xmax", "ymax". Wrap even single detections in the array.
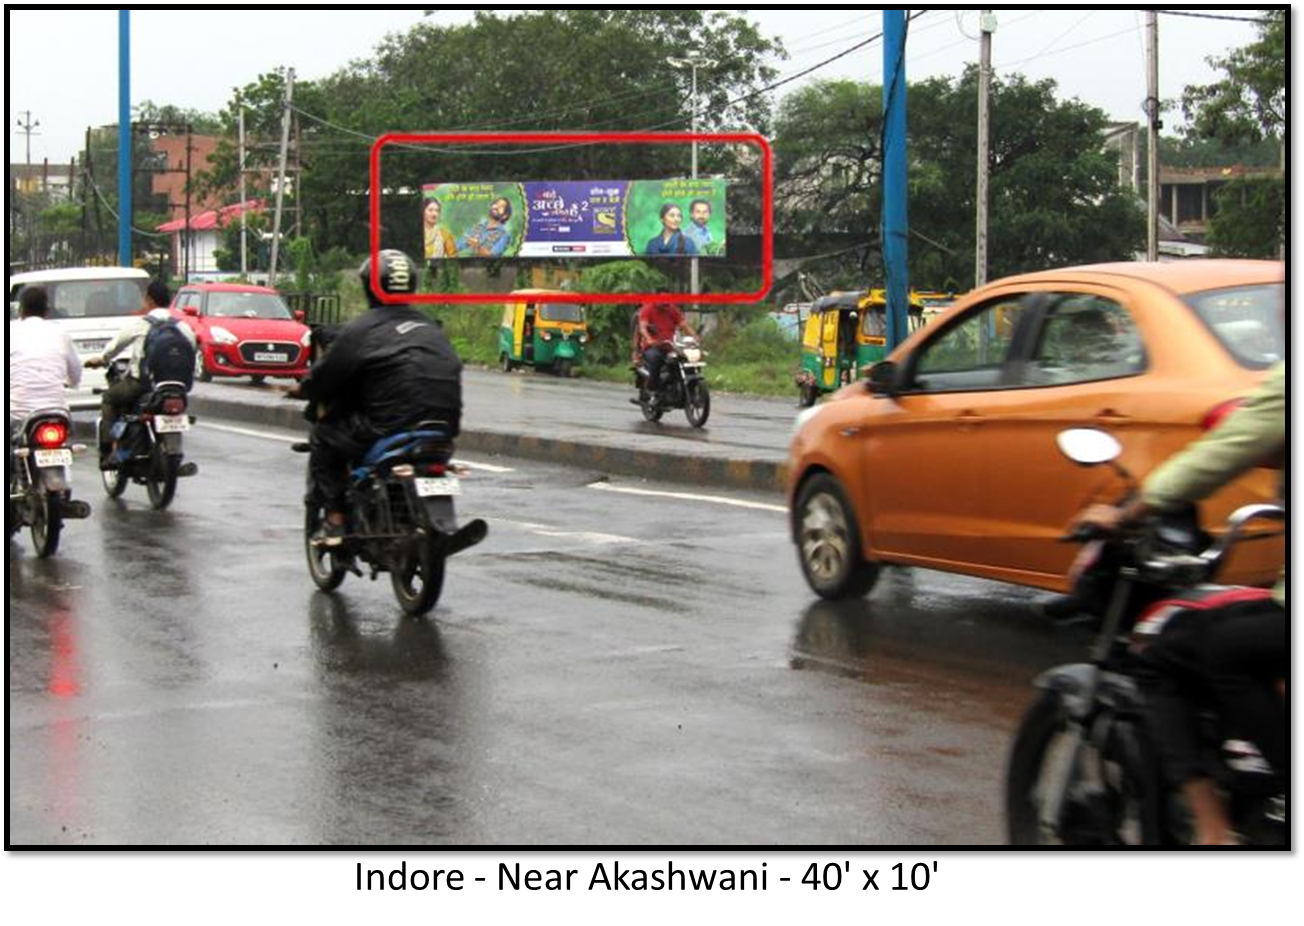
[
  {"xmin": 425, "ymin": 463, "xmax": 447, "ymax": 476},
  {"xmin": 1201, "ymin": 398, "xmax": 1244, "ymax": 432},
  {"xmin": 33, "ymin": 421, "xmax": 69, "ymax": 449},
  {"xmin": 162, "ymin": 396, "xmax": 187, "ymax": 415}
]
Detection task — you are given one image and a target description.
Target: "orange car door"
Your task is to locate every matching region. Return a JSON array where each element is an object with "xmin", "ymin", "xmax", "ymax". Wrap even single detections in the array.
[
  {"xmin": 861, "ymin": 294, "xmax": 1033, "ymax": 566},
  {"xmin": 973, "ymin": 289, "xmax": 1152, "ymax": 582}
]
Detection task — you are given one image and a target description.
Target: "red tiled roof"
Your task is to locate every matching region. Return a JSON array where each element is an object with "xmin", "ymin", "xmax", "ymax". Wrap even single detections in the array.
[{"xmin": 157, "ymin": 199, "xmax": 264, "ymax": 233}]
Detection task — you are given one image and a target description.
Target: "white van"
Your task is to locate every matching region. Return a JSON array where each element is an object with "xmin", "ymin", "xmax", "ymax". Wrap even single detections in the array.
[{"xmin": 8, "ymin": 266, "xmax": 151, "ymax": 409}]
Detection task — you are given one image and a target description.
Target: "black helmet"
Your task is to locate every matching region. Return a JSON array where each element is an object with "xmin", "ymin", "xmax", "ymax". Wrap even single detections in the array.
[{"xmin": 359, "ymin": 249, "xmax": 419, "ymax": 307}]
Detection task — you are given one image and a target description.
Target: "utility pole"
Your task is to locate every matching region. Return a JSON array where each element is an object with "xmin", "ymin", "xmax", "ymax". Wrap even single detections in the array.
[
  {"xmin": 238, "ymin": 104, "xmax": 248, "ymax": 276},
  {"xmin": 118, "ymin": 9, "xmax": 132, "ymax": 267},
  {"xmin": 881, "ymin": 10, "xmax": 909, "ymax": 351},
  {"xmin": 1145, "ymin": 10, "xmax": 1159, "ymax": 262},
  {"xmin": 183, "ymin": 124, "xmax": 193, "ymax": 282},
  {"xmin": 667, "ymin": 51, "xmax": 716, "ymax": 308},
  {"xmin": 269, "ymin": 67, "xmax": 295, "ymax": 287},
  {"xmin": 975, "ymin": 10, "xmax": 994, "ymax": 289},
  {"xmin": 16, "ymin": 110, "xmax": 40, "ymax": 267}
]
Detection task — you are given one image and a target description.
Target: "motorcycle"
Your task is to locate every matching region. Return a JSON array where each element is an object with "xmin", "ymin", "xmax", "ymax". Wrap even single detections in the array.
[
  {"xmin": 633, "ymin": 335, "xmax": 711, "ymax": 428},
  {"xmin": 1005, "ymin": 427, "xmax": 1286, "ymax": 846},
  {"xmin": 7, "ymin": 411, "xmax": 93, "ymax": 557},
  {"xmin": 293, "ymin": 422, "xmax": 488, "ymax": 617},
  {"xmin": 96, "ymin": 358, "xmax": 198, "ymax": 510}
]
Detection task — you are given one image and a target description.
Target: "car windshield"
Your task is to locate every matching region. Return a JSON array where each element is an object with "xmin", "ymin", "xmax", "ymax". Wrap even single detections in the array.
[
  {"xmin": 1184, "ymin": 283, "xmax": 1284, "ymax": 369},
  {"xmin": 17, "ymin": 279, "xmax": 148, "ymax": 319},
  {"xmin": 538, "ymin": 303, "xmax": 584, "ymax": 323},
  {"xmin": 207, "ymin": 291, "xmax": 293, "ymax": 320}
]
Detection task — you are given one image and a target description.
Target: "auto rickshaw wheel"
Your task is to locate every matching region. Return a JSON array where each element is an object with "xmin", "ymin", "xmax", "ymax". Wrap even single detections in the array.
[
  {"xmin": 555, "ymin": 358, "xmax": 574, "ymax": 378},
  {"xmin": 798, "ymin": 382, "xmax": 819, "ymax": 408},
  {"xmin": 500, "ymin": 353, "xmax": 515, "ymax": 373}
]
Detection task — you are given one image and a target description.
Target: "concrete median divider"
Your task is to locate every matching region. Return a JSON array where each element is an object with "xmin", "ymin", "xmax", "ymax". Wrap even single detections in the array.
[{"xmin": 184, "ymin": 392, "xmax": 790, "ymax": 495}]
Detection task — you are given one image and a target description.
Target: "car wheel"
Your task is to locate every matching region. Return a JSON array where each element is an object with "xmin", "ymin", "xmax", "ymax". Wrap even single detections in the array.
[{"xmin": 794, "ymin": 473, "xmax": 879, "ymax": 599}]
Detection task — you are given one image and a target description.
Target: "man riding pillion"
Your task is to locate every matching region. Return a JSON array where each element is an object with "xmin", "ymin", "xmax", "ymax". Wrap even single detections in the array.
[
  {"xmin": 85, "ymin": 281, "xmax": 196, "ymax": 469},
  {"xmin": 636, "ymin": 296, "xmax": 697, "ymax": 407},
  {"xmin": 1072, "ymin": 361, "xmax": 1286, "ymax": 846},
  {"xmin": 291, "ymin": 250, "xmax": 463, "ymax": 547}
]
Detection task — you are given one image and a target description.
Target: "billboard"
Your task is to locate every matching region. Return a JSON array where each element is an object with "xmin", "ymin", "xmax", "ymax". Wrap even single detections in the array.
[{"xmin": 420, "ymin": 179, "xmax": 727, "ymax": 259}]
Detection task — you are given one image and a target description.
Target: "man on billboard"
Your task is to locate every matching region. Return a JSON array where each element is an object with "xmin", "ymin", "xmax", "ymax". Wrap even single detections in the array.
[{"xmin": 456, "ymin": 197, "xmax": 515, "ymax": 258}]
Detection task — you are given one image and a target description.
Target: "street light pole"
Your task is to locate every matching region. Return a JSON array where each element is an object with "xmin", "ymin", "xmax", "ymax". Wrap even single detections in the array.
[{"xmin": 667, "ymin": 52, "xmax": 716, "ymax": 306}]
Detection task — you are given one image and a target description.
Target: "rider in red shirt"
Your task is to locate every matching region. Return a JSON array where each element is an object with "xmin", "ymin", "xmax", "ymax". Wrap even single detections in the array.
[{"xmin": 636, "ymin": 300, "xmax": 696, "ymax": 402}]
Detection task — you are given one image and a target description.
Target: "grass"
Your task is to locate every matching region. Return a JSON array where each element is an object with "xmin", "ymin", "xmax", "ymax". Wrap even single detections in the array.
[{"xmin": 325, "ymin": 268, "xmax": 803, "ymax": 399}]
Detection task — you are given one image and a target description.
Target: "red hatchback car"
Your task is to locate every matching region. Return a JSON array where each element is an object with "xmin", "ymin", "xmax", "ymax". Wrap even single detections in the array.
[{"xmin": 171, "ymin": 283, "xmax": 312, "ymax": 383}]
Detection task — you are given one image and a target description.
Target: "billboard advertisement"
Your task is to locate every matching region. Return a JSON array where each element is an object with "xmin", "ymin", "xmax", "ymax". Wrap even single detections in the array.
[{"xmin": 420, "ymin": 179, "xmax": 726, "ymax": 259}]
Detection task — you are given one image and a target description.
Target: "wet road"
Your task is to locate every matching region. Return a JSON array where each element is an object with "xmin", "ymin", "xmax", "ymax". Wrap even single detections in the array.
[{"xmin": 7, "ymin": 418, "xmax": 1090, "ymax": 845}]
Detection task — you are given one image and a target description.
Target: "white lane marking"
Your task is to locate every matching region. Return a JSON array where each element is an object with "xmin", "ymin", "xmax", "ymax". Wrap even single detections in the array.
[
  {"xmin": 586, "ymin": 481, "xmax": 787, "ymax": 513},
  {"xmin": 488, "ymin": 517, "xmax": 638, "ymax": 545},
  {"xmin": 196, "ymin": 421, "xmax": 515, "ymax": 472}
]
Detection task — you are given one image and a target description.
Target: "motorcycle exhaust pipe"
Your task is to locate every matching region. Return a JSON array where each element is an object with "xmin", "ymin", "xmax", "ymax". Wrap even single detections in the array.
[
  {"xmin": 177, "ymin": 462, "xmax": 199, "ymax": 478},
  {"xmin": 60, "ymin": 499, "xmax": 93, "ymax": 520},
  {"xmin": 442, "ymin": 518, "xmax": 488, "ymax": 557}
]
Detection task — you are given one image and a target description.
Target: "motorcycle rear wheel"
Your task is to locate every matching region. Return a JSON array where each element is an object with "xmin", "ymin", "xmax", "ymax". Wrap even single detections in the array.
[
  {"xmin": 30, "ymin": 491, "xmax": 62, "ymax": 558},
  {"xmin": 390, "ymin": 532, "xmax": 446, "ymax": 617},
  {"xmin": 145, "ymin": 444, "xmax": 179, "ymax": 510},
  {"xmin": 639, "ymin": 390, "xmax": 664, "ymax": 423},
  {"xmin": 304, "ymin": 507, "xmax": 347, "ymax": 591}
]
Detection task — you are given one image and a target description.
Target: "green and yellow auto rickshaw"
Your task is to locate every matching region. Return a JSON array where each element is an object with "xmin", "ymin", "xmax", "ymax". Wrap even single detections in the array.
[
  {"xmin": 498, "ymin": 290, "xmax": 589, "ymax": 377},
  {"xmin": 794, "ymin": 289, "xmax": 923, "ymax": 407}
]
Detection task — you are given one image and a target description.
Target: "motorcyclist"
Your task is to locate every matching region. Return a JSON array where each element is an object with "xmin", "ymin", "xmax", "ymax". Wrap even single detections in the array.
[
  {"xmin": 84, "ymin": 281, "xmax": 195, "ymax": 468},
  {"xmin": 636, "ymin": 296, "xmax": 697, "ymax": 405},
  {"xmin": 9, "ymin": 285, "xmax": 82, "ymax": 427},
  {"xmin": 291, "ymin": 250, "xmax": 462, "ymax": 547},
  {"xmin": 9, "ymin": 286, "xmax": 83, "ymax": 485},
  {"xmin": 1072, "ymin": 361, "xmax": 1286, "ymax": 845}
]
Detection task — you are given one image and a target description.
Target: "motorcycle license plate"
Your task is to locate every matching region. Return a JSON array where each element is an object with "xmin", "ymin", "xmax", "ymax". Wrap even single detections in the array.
[
  {"xmin": 155, "ymin": 415, "xmax": 190, "ymax": 433},
  {"xmin": 415, "ymin": 476, "xmax": 461, "ymax": 497},
  {"xmin": 34, "ymin": 449, "xmax": 72, "ymax": 468},
  {"xmin": 254, "ymin": 352, "xmax": 288, "ymax": 362}
]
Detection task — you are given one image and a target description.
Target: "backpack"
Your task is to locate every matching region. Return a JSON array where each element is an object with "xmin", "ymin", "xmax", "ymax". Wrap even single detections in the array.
[{"xmin": 142, "ymin": 316, "xmax": 196, "ymax": 390}]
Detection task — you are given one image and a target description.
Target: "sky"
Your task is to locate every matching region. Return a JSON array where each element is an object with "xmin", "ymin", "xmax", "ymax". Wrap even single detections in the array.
[{"xmin": 7, "ymin": 7, "xmax": 1266, "ymax": 165}]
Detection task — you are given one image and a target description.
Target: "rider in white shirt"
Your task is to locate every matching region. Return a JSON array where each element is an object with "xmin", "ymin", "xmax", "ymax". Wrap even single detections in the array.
[{"xmin": 8, "ymin": 286, "xmax": 82, "ymax": 425}]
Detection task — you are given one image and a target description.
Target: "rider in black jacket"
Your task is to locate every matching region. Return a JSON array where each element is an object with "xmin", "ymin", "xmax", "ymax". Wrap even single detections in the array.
[{"xmin": 297, "ymin": 250, "xmax": 462, "ymax": 545}]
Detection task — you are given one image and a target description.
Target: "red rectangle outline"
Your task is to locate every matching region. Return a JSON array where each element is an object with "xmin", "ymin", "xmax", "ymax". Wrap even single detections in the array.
[{"xmin": 369, "ymin": 132, "xmax": 772, "ymax": 305}]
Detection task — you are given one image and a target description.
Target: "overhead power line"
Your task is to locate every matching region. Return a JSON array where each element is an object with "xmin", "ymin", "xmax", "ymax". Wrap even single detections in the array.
[{"xmin": 1153, "ymin": 9, "xmax": 1276, "ymax": 25}]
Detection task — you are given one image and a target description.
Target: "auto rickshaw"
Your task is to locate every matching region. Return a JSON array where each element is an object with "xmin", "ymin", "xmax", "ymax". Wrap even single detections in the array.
[
  {"xmin": 794, "ymin": 289, "xmax": 923, "ymax": 407},
  {"xmin": 498, "ymin": 289, "xmax": 588, "ymax": 377}
]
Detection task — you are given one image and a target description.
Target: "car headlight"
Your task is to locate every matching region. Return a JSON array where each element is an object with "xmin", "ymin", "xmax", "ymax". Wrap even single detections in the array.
[
  {"xmin": 210, "ymin": 326, "xmax": 239, "ymax": 345},
  {"xmin": 300, "ymin": 330, "xmax": 312, "ymax": 347},
  {"xmin": 792, "ymin": 404, "xmax": 824, "ymax": 437}
]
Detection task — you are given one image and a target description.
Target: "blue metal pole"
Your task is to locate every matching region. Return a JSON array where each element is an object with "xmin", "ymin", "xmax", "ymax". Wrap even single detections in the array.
[
  {"xmin": 882, "ymin": 9, "xmax": 909, "ymax": 350},
  {"xmin": 118, "ymin": 9, "xmax": 131, "ymax": 267}
]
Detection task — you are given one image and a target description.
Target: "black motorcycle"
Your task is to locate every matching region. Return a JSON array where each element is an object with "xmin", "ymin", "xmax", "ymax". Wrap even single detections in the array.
[
  {"xmin": 96, "ymin": 359, "xmax": 198, "ymax": 510},
  {"xmin": 7, "ymin": 411, "xmax": 92, "ymax": 556},
  {"xmin": 633, "ymin": 335, "xmax": 711, "ymax": 428},
  {"xmin": 294, "ymin": 423, "xmax": 488, "ymax": 617},
  {"xmin": 1005, "ymin": 427, "xmax": 1285, "ymax": 846}
]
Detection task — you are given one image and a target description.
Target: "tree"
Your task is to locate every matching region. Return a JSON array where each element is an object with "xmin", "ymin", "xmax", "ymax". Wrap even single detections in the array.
[
  {"xmin": 1182, "ymin": 10, "xmax": 1285, "ymax": 147},
  {"xmin": 1181, "ymin": 11, "xmax": 1285, "ymax": 258},
  {"xmin": 772, "ymin": 70, "xmax": 1144, "ymax": 293},
  {"xmin": 196, "ymin": 11, "xmax": 784, "ymax": 260}
]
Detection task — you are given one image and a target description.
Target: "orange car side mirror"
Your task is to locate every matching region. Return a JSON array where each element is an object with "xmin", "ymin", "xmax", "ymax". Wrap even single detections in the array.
[{"xmin": 867, "ymin": 360, "xmax": 900, "ymax": 397}]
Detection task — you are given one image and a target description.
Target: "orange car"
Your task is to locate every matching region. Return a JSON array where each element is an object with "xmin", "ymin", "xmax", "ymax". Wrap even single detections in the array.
[{"xmin": 787, "ymin": 260, "xmax": 1284, "ymax": 599}]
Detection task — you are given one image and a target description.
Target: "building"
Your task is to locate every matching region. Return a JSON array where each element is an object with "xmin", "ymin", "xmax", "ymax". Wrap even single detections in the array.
[
  {"xmin": 146, "ymin": 134, "xmax": 223, "ymax": 223},
  {"xmin": 10, "ymin": 162, "xmax": 75, "ymax": 202},
  {"xmin": 157, "ymin": 199, "xmax": 264, "ymax": 280},
  {"xmin": 1158, "ymin": 164, "xmax": 1282, "ymax": 242}
]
